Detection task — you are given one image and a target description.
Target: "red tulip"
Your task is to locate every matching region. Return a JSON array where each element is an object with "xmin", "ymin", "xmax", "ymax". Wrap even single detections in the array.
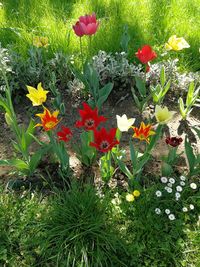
[
  {"xmin": 135, "ymin": 45, "xmax": 157, "ymax": 72},
  {"xmin": 165, "ymin": 136, "xmax": 183, "ymax": 147},
  {"xmin": 75, "ymin": 102, "xmax": 107, "ymax": 131},
  {"xmin": 90, "ymin": 128, "xmax": 119, "ymax": 153},
  {"xmin": 57, "ymin": 126, "xmax": 72, "ymax": 142},
  {"xmin": 73, "ymin": 13, "xmax": 99, "ymax": 37}
]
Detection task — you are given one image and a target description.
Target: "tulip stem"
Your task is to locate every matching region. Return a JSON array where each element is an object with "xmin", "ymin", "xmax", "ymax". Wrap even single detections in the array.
[
  {"xmin": 88, "ymin": 36, "xmax": 92, "ymax": 58},
  {"xmin": 79, "ymin": 37, "xmax": 84, "ymax": 70}
]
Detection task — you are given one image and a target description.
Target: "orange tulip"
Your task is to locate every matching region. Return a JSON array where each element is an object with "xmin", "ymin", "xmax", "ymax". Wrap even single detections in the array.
[
  {"xmin": 131, "ymin": 122, "xmax": 155, "ymax": 143},
  {"xmin": 35, "ymin": 107, "xmax": 60, "ymax": 131}
]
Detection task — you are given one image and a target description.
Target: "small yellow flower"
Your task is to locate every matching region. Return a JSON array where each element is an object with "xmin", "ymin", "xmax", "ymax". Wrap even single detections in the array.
[
  {"xmin": 33, "ymin": 36, "xmax": 49, "ymax": 48},
  {"xmin": 126, "ymin": 193, "xmax": 135, "ymax": 202},
  {"xmin": 165, "ymin": 35, "xmax": 190, "ymax": 51},
  {"xmin": 133, "ymin": 190, "xmax": 140, "ymax": 197},
  {"xmin": 155, "ymin": 105, "xmax": 176, "ymax": 124},
  {"xmin": 116, "ymin": 114, "xmax": 135, "ymax": 132},
  {"xmin": 26, "ymin": 82, "xmax": 49, "ymax": 106}
]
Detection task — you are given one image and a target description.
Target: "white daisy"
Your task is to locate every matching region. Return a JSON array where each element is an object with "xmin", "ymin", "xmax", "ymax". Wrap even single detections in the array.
[
  {"xmin": 167, "ymin": 188, "xmax": 173, "ymax": 193},
  {"xmin": 180, "ymin": 175, "xmax": 186, "ymax": 181},
  {"xmin": 165, "ymin": 209, "xmax": 171, "ymax": 214},
  {"xmin": 182, "ymin": 207, "xmax": 188, "ymax": 212},
  {"xmin": 155, "ymin": 190, "xmax": 162, "ymax": 197},
  {"xmin": 175, "ymin": 192, "xmax": 181, "ymax": 198},
  {"xmin": 190, "ymin": 183, "xmax": 197, "ymax": 190},
  {"xmin": 168, "ymin": 214, "xmax": 176, "ymax": 220},
  {"xmin": 189, "ymin": 204, "xmax": 194, "ymax": 210},
  {"xmin": 176, "ymin": 186, "xmax": 182, "ymax": 192},
  {"xmin": 169, "ymin": 178, "xmax": 175, "ymax": 184},
  {"xmin": 161, "ymin": 177, "xmax": 168, "ymax": 183},
  {"xmin": 155, "ymin": 208, "xmax": 161, "ymax": 214},
  {"xmin": 180, "ymin": 181, "xmax": 185, "ymax": 186}
]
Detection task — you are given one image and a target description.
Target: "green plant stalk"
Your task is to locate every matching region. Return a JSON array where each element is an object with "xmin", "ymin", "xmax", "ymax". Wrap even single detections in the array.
[{"xmin": 88, "ymin": 35, "xmax": 92, "ymax": 58}]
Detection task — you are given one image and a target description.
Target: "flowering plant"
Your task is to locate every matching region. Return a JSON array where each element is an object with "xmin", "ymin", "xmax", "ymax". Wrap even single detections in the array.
[
  {"xmin": 113, "ymin": 121, "xmax": 162, "ymax": 188},
  {"xmin": 135, "ymin": 45, "xmax": 157, "ymax": 72},
  {"xmin": 0, "ymin": 80, "xmax": 50, "ymax": 175},
  {"xmin": 90, "ymin": 127, "xmax": 119, "ymax": 182},
  {"xmin": 150, "ymin": 66, "xmax": 171, "ymax": 104},
  {"xmin": 73, "ymin": 62, "xmax": 113, "ymax": 111},
  {"xmin": 73, "ymin": 102, "xmax": 107, "ymax": 166},
  {"xmin": 178, "ymin": 81, "xmax": 200, "ymax": 120},
  {"xmin": 131, "ymin": 76, "xmax": 152, "ymax": 112},
  {"xmin": 161, "ymin": 136, "xmax": 183, "ymax": 176},
  {"xmin": 165, "ymin": 35, "xmax": 190, "ymax": 51}
]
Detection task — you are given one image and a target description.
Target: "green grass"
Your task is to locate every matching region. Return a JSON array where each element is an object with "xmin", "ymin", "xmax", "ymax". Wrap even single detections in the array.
[
  {"xmin": 0, "ymin": 181, "xmax": 199, "ymax": 266},
  {"xmin": 0, "ymin": 0, "xmax": 200, "ymax": 71}
]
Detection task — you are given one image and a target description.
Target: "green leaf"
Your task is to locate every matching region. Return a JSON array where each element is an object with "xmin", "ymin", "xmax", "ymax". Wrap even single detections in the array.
[
  {"xmin": 178, "ymin": 97, "xmax": 186, "ymax": 118},
  {"xmin": 85, "ymin": 63, "xmax": 99, "ymax": 99},
  {"xmin": 97, "ymin": 83, "xmax": 113, "ymax": 110},
  {"xmin": 137, "ymin": 153, "xmax": 151, "ymax": 173},
  {"xmin": 184, "ymin": 136, "xmax": 195, "ymax": 173},
  {"xmin": 0, "ymin": 96, "xmax": 9, "ymax": 112},
  {"xmin": 116, "ymin": 158, "xmax": 133, "ymax": 180},
  {"xmin": 0, "ymin": 159, "xmax": 29, "ymax": 170},
  {"xmin": 161, "ymin": 79, "xmax": 171, "ymax": 99},
  {"xmin": 29, "ymin": 146, "xmax": 50, "ymax": 174},
  {"xmin": 129, "ymin": 140, "xmax": 137, "ymax": 170},
  {"xmin": 135, "ymin": 76, "xmax": 146, "ymax": 97},
  {"xmin": 25, "ymin": 119, "xmax": 35, "ymax": 147},
  {"xmin": 131, "ymin": 88, "xmax": 142, "ymax": 110},
  {"xmin": 99, "ymin": 82, "xmax": 113, "ymax": 98},
  {"xmin": 60, "ymin": 102, "xmax": 65, "ymax": 114},
  {"xmin": 147, "ymin": 125, "xmax": 163, "ymax": 153},
  {"xmin": 160, "ymin": 66, "xmax": 166, "ymax": 87},
  {"xmin": 186, "ymin": 81, "xmax": 195, "ymax": 107}
]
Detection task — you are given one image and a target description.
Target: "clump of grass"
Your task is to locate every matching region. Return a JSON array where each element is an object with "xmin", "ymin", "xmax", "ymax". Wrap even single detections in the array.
[{"xmin": 39, "ymin": 182, "xmax": 128, "ymax": 267}]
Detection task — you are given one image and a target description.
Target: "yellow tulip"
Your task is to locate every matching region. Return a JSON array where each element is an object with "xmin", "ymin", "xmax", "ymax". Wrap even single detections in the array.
[
  {"xmin": 116, "ymin": 114, "xmax": 135, "ymax": 132},
  {"xmin": 165, "ymin": 35, "xmax": 190, "ymax": 51},
  {"xmin": 155, "ymin": 105, "xmax": 176, "ymax": 124},
  {"xmin": 126, "ymin": 193, "xmax": 135, "ymax": 202},
  {"xmin": 33, "ymin": 36, "xmax": 49, "ymax": 48},
  {"xmin": 26, "ymin": 82, "xmax": 49, "ymax": 106}
]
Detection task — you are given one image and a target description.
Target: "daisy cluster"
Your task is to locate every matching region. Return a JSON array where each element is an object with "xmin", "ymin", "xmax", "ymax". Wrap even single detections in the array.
[{"xmin": 154, "ymin": 175, "xmax": 198, "ymax": 221}]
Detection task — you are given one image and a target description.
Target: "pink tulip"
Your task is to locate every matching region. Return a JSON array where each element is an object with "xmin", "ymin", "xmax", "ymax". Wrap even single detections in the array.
[
  {"xmin": 73, "ymin": 21, "xmax": 85, "ymax": 37},
  {"xmin": 73, "ymin": 13, "xmax": 99, "ymax": 37}
]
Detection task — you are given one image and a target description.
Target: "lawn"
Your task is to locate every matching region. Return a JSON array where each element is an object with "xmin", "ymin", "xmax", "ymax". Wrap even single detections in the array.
[{"xmin": 0, "ymin": 0, "xmax": 200, "ymax": 70}]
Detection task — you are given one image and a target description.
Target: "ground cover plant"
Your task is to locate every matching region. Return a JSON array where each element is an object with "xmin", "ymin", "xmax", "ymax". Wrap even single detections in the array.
[{"xmin": 0, "ymin": 1, "xmax": 200, "ymax": 267}]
